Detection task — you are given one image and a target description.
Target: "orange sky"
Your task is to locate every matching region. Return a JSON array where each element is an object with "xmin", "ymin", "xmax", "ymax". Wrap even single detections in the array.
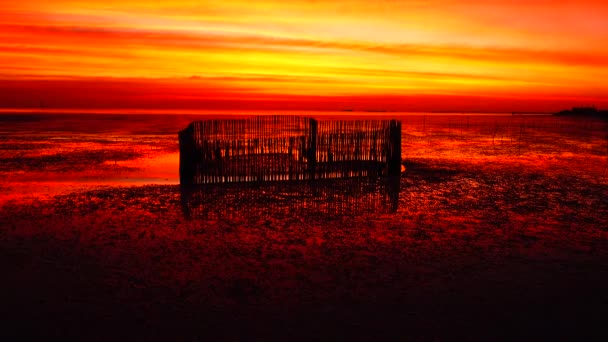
[{"xmin": 1, "ymin": 0, "xmax": 608, "ymax": 112}]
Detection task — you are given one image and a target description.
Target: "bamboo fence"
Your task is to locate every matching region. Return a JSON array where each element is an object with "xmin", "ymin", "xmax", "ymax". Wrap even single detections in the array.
[{"xmin": 178, "ymin": 115, "xmax": 401, "ymax": 185}]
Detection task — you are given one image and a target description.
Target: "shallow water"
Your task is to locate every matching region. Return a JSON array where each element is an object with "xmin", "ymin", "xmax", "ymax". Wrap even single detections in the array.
[{"xmin": 1, "ymin": 111, "xmax": 606, "ymax": 202}]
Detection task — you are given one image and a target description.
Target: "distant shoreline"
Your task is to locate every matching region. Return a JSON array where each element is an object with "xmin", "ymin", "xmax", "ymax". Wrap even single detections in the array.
[
  {"xmin": 0, "ymin": 108, "xmax": 554, "ymax": 116},
  {"xmin": 554, "ymin": 107, "xmax": 608, "ymax": 120}
]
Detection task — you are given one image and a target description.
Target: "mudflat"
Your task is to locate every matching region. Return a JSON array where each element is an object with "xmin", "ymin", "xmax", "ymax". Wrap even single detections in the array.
[{"xmin": 1, "ymin": 113, "xmax": 607, "ymax": 340}]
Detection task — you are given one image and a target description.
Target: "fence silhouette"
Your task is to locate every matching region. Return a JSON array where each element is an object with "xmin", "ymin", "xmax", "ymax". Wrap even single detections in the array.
[{"xmin": 178, "ymin": 115, "xmax": 401, "ymax": 185}]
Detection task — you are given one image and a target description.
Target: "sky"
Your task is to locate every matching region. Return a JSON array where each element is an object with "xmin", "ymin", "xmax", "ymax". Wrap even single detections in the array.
[{"xmin": 1, "ymin": 0, "xmax": 608, "ymax": 112}]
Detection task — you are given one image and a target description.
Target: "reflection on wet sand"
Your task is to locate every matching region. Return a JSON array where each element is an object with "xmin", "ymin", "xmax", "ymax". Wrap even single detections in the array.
[{"xmin": 180, "ymin": 176, "xmax": 400, "ymax": 219}]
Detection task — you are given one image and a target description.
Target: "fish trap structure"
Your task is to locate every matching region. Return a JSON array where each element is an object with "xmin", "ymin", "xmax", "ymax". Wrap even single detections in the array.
[{"xmin": 178, "ymin": 115, "xmax": 401, "ymax": 185}]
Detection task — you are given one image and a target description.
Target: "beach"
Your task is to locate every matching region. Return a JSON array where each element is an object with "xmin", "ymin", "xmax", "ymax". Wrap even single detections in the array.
[{"xmin": 1, "ymin": 112, "xmax": 607, "ymax": 340}]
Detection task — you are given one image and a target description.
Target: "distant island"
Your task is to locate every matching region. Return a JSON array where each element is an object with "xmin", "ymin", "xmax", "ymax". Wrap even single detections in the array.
[{"xmin": 554, "ymin": 106, "xmax": 608, "ymax": 119}]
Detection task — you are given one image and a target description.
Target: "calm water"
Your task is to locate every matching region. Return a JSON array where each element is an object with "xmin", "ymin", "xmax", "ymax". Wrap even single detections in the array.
[{"xmin": 0, "ymin": 110, "xmax": 606, "ymax": 204}]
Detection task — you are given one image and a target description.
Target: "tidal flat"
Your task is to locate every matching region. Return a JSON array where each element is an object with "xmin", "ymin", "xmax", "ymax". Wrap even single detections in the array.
[{"xmin": 1, "ymin": 112, "xmax": 607, "ymax": 340}]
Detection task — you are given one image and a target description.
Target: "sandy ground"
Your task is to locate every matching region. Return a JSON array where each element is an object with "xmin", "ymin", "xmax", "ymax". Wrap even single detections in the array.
[{"xmin": 1, "ymin": 114, "xmax": 607, "ymax": 340}]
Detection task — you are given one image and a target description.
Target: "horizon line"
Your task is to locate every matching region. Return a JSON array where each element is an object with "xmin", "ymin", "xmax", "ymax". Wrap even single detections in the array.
[{"xmin": 0, "ymin": 108, "xmax": 558, "ymax": 115}]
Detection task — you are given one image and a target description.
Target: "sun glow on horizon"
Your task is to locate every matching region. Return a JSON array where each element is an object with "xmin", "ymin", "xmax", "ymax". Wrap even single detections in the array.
[{"xmin": 1, "ymin": 0, "xmax": 608, "ymax": 112}]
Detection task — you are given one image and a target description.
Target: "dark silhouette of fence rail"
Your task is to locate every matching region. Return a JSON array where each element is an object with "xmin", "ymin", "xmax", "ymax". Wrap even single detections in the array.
[{"xmin": 178, "ymin": 115, "xmax": 401, "ymax": 185}]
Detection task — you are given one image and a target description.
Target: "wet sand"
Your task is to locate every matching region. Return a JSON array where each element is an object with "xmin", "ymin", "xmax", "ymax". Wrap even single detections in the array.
[{"xmin": 1, "ymin": 113, "xmax": 607, "ymax": 340}]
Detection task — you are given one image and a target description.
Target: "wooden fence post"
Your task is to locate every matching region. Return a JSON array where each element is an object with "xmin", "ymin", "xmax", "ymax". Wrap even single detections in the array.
[
  {"xmin": 388, "ymin": 119, "xmax": 401, "ymax": 178},
  {"xmin": 309, "ymin": 118, "xmax": 318, "ymax": 180}
]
